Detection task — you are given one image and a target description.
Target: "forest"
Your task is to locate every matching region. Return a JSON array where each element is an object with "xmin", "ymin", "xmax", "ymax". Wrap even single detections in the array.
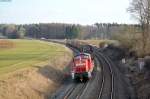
[{"xmin": 0, "ymin": 23, "xmax": 139, "ymax": 40}]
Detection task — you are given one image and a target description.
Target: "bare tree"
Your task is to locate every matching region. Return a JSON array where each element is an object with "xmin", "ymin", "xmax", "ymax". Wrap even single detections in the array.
[{"xmin": 128, "ymin": 0, "xmax": 150, "ymax": 55}]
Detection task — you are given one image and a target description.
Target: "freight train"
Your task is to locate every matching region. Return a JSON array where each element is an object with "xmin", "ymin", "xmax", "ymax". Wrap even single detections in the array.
[{"xmin": 71, "ymin": 53, "xmax": 94, "ymax": 81}]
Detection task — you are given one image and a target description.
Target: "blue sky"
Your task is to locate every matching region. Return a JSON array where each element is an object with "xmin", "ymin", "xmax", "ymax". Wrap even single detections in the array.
[{"xmin": 0, "ymin": 0, "xmax": 135, "ymax": 25}]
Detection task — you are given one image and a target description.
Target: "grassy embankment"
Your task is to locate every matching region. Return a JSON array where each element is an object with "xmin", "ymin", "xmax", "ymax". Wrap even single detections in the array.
[
  {"xmin": 0, "ymin": 39, "xmax": 70, "ymax": 75},
  {"xmin": 0, "ymin": 39, "xmax": 73, "ymax": 99}
]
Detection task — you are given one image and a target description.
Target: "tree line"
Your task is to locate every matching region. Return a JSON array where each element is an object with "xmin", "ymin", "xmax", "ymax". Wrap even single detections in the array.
[
  {"xmin": 0, "ymin": 23, "xmax": 139, "ymax": 40},
  {"xmin": 0, "ymin": 23, "xmax": 80, "ymax": 39}
]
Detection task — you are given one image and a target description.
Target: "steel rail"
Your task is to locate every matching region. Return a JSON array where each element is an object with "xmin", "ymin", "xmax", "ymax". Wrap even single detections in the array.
[
  {"xmin": 63, "ymin": 45, "xmax": 88, "ymax": 99},
  {"xmin": 63, "ymin": 85, "xmax": 76, "ymax": 99},
  {"xmin": 95, "ymin": 54, "xmax": 105, "ymax": 99},
  {"xmin": 95, "ymin": 50, "xmax": 114, "ymax": 99}
]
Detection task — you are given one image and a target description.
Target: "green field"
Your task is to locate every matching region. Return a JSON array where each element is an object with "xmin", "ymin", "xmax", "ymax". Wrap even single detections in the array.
[{"xmin": 0, "ymin": 39, "xmax": 68, "ymax": 75}]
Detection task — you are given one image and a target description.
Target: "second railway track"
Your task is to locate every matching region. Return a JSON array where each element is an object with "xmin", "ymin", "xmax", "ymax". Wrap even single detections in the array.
[
  {"xmin": 52, "ymin": 43, "xmax": 123, "ymax": 99},
  {"xmin": 94, "ymin": 49, "xmax": 115, "ymax": 99},
  {"xmin": 62, "ymin": 46, "xmax": 116, "ymax": 99}
]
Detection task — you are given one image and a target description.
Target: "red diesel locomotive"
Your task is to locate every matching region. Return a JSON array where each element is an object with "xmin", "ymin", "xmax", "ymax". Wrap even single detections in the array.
[{"xmin": 71, "ymin": 53, "xmax": 94, "ymax": 81}]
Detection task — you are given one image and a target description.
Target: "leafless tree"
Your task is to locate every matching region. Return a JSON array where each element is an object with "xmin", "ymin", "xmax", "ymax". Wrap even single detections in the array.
[{"xmin": 128, "ymin": 0, "xmax": 150, "ymax": 55}]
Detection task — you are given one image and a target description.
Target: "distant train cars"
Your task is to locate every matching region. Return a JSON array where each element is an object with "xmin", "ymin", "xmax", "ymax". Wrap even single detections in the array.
[
  {"xmin": 81, "ymin": 45, "xmax": 93, "ymax": 53},
  {"xmin": 71, "ymin": 53, "xmax": 94, "ymax": 81}
]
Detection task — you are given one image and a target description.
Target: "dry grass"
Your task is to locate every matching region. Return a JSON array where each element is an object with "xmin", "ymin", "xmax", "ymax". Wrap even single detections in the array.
[
  {"xmin": 0, "ymin": 40, "xmax": 73, "ymax": 99},
  {"xmin": 133, "ymin": 38, "xmax": 150, "ymax": 57},
  {"xmin": 0, "ymin": 39, "xmax": 14, "ymax": 49}
]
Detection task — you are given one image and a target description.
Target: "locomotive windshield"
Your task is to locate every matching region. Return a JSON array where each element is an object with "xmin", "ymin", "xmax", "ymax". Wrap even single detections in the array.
[
  {"xmin": 75, "ymin": 55, "xmax": 89, "ymax": 59},
  {"xmin": 73, "ymin": 53, "xmax": 90, "ymax": 67},
  {"xmin": 74, "ymin": 53, "xmax": 90, "ymax": 59}
]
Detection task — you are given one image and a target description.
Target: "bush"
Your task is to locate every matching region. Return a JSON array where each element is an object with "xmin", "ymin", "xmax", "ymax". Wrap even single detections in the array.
[{"xmin": 113, "ymin": 32, "xmax": 150, "ymax": 57}]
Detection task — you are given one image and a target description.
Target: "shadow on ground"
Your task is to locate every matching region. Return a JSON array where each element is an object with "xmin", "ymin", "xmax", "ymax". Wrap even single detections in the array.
[{"xmin": 34, "ymin": 65, "xmax": 64, "ymax": 83}]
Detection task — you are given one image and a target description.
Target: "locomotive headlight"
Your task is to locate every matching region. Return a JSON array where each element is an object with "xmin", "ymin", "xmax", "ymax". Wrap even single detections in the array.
[{"xmin": 71, "ymin": 72, "xmax": 75, "ymax": 79}]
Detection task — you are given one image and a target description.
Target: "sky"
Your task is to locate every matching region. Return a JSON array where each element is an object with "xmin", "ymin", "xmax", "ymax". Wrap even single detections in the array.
[{"xmin": 0, "ymin": 0, "xmax": 135, "ymax": 25}]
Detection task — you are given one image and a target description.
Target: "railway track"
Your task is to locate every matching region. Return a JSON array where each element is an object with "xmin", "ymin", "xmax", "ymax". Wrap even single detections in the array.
[
  {"xmin": 52, "ymin": 43, "xmax": 121, "ymax": 99},
  {"xmin": 98, "ymin": 49, "xmax": 133, "ymax": 99},
  {"xmin": 59, "ymin": 45, "xmax": 116, "ymax": 99},
  {"xmin": 94, "ymin": 50, "xmax": 115, "ymax": 99},
  {"xmin": 75, "ymin": 82, "xmax": 88, "ymax": 99},
  {"xmin": 61, "ymin": 45, "xmax": 100, "ymax": 99},
  {"xmin": 53, "ymin": 44, "xmax": 90, "ymax": 99},
  {"xmin": 63, "ymin": 82, "xmax": 87, "ymax": 99},
  {"xmin": 43, "ymin": 40, "xmax": 132, "ymax": 99},
  {"xmin": 63, "ymin": 84, "xmax": 76, "ymax": 99},
  {"xmin": 72, "ymin": 49, "xmax": 115, "ymax": 99}
]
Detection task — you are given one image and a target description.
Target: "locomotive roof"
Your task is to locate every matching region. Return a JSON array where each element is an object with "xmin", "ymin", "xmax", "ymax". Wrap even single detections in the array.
[{"xmin": 74, "ymin": 53, "xmax": 90, "ymax": 57}]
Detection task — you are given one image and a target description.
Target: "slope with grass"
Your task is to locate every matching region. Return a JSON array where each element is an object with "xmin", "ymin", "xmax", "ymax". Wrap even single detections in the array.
[
  {"xmin": 0, "ymin": 39, "xmax": 73, "ymax": 99},
  {"xmin": 0, "ymin": 39, "xmax": 70, "ymax": 75}
]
